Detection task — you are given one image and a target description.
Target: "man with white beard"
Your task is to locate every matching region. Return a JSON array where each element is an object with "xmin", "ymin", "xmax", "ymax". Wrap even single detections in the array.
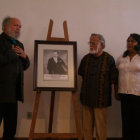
[
  {"xmin": 0, "ymin": 17, "xmax": 30, "ymax": 140},
  {"xmin": 78, "ymin": 33, "xmax": 118, "ymax": 140}
]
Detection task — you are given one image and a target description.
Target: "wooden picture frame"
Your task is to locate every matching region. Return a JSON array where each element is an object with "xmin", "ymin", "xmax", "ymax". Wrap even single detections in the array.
[{"xmin": 34, "ymin": 40, "xmax": 77, "ymax": 91}]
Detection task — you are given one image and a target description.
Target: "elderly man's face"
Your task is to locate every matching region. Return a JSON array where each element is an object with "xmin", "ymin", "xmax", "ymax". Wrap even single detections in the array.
[
  {"xmin": 89, "ymin": 35, "xmax": 103, "ymax": 55},
  {"xmin": 6, "ymin": 18, "xmax": 21, "ymax": 39}
]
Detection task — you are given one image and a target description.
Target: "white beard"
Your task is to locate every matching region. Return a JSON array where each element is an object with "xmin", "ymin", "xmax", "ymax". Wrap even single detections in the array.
[
  {"xmin": 89, "ymin": 45, "xmax": 100, "ymax": 54},
  {"xmin": 8, "ymin": 28, "xmax": 20, "ymax": 39}
]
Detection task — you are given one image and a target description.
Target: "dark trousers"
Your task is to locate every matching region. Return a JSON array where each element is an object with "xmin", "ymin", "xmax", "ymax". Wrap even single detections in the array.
[
  {"xmin": 120, "ymin": 94, "xmax": 140, "ymax": 140},
  {"xmin": 0, "ymin": 102, "xmax": 17, "ymax": 140}
]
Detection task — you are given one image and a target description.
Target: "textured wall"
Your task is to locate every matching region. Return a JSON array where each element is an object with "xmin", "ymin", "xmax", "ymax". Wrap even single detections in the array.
[{"xmin": 1, "ymin": 0, "xmax": 140, "ymax": 137}]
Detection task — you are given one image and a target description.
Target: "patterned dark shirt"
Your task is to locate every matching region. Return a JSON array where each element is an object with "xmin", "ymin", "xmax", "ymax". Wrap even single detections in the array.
[{"xmin": 78, "ymin": 52, "xmax": 118, "ymax": 107}]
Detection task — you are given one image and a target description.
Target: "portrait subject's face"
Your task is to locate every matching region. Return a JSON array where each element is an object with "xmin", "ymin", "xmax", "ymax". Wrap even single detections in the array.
[{"xmin": 53, "ymin": 51, "xmax": 58, "ymax": 58}]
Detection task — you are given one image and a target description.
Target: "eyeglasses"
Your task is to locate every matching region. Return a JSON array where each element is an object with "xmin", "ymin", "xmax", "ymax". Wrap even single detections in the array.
[{"xmin": 88, "ymin": 42, "xmax": 100, "ymax": 45}]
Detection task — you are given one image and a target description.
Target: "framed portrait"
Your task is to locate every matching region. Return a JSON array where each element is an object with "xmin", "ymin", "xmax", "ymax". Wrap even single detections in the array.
[{"xmin": 34, "ymin": 40, "xmax": 77, "ymax": 91}]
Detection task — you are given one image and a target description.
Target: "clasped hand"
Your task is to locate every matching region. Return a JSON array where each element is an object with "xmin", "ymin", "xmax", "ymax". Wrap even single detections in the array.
[{"xmin": 12, "ymin": 45, "xmax": 26, "ymax": 59}]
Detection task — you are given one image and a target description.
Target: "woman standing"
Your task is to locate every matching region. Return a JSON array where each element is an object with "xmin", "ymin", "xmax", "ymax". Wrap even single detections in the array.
[{"xmin": 116, "ymin": 33, "xmax": 140, "ymax": 140}]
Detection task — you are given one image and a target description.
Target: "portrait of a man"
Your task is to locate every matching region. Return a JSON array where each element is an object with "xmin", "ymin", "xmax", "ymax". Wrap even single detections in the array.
[
  {"xmin": 43, "ymin": 49, "xmax": 68, "ymax": 81},
  {"xmin": 47, "ymin": 50, "xmax": 68, "ymax": 74}
]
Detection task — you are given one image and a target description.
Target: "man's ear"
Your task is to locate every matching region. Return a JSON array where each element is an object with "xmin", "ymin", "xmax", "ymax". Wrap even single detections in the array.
[
  {"xmin": 3, "ymin": 25, "xmax": 8, "ymax": 32},
  {"xmin": 101, "ymin": 42, "xmax": 105, "ymax": 49}
]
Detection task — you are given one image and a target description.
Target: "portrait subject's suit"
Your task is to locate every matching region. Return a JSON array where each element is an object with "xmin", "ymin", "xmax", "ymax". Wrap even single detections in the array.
[{"xmin": 47, "ymin": 57, "xmax": 67, "ymax": 74}]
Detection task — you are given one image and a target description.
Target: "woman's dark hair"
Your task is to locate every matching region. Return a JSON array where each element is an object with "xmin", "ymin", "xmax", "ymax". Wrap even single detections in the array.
[{"xmin": 123, "ymin": 33, "xmax": 140, "ymax": 57}]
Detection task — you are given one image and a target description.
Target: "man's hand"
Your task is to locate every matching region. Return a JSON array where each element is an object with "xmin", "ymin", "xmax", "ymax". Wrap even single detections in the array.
[{"xmin": 12, "ymin": 45, "xmax": 27, "ymax": 59}]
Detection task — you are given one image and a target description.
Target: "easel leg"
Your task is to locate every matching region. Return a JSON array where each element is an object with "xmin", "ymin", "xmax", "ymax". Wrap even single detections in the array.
[
  {"xmin": 29, "ymin": 91, "xmax": 41, "ymax": 140},
  {"xmin": 48, "ymin": 91, "xmax": 55, "ymax": 133},
  {"xmin": 72, "ymin": 92, "xmax": 82, "ymax": 140}
]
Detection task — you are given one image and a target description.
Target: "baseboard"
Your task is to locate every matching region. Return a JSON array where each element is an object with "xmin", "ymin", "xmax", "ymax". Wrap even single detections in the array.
[{"xmin": 0, "ymin": 138, "xmax": 123, "ymax": 140}]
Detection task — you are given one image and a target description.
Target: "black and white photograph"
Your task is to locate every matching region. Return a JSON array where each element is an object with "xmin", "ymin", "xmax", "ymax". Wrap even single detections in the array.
[
  {"xmin": 33, "ymin": 40, "xmax": 77, "ymax": 91},
  {"xmin": 43, "ymin": 49, "xmax": 68, "ymax": 81}
]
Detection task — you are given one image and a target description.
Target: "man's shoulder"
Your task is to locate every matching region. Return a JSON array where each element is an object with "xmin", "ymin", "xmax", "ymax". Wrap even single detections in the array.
[
  {"xmin": 0, "ymin": 32, "xmax": 6, "ymax": 39},
  {"xmin": 48, "ymin": 57, "xmax": 54, "ymax": 63},
  {"xmin": 0, "ymin": 32, "xmax": 11, "ymax": 43},
  {"xmin": 81, "ymin": 53, "xmax": 90, "ymax": 59},
  {"xmin": 0, "ymin": 32, "xmax": 9, "ymax": 45},
  {"xmin": 0, "ymin": 32, "xmax": 23, "ymax": 45},
  {"xmin": 103, "ymin": 51, "xmax": 114, "ymax": 59}
]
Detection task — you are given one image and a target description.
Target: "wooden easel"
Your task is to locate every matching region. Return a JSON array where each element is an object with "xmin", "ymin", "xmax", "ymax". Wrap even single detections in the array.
[{"xmin": 29, "ymin": 19, "xmax": 82, "ymax": 140}]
